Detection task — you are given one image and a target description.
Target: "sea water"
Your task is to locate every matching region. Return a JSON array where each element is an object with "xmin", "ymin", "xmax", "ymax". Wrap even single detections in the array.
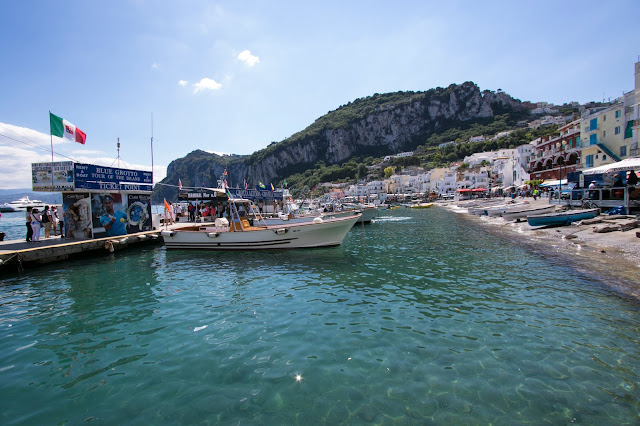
[{"xmin": 0, "ymin": 207, "xmax": 639, "ymax": 424}]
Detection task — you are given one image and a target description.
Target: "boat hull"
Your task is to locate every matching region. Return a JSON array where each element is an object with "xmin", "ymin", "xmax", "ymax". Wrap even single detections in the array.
[
  {"xmin": 356, "ymin": 206, "xmax": 378, "ymax": 223},
  {"xmin": 162, "ymin": 215, "xmax": 359, "ymax": 250},
  {"xmin": 526, "ymin": 209, "xmax": 599, "ymax": 227},
  {"xmin": 501, "ymin": 205, "xmax": 557, "ymax": 221}
]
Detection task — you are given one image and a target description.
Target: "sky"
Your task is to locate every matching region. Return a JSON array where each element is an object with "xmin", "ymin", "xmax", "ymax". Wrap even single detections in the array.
[{"xmin": 1, "ymin": 0, "xmax": 638, "ymax": 190}]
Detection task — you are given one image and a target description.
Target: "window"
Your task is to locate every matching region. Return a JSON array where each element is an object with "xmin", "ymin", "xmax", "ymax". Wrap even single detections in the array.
[
  {"xmin": 615, "ymin": 126, "xmax": 621, "ymax": 135},
  {"xmin": 615, "ymin": 110, "xmax": 621, "ymax": 118},
  {"xmin": 603, "ymin": 115, "xmax": 607, "ymax": 122},
  {"xmin": 589, "ymin": 133, "xmax": 597, "ymax": 145},
  {"xmin": 585, "ymin": 154, "xmax": 594, "ymax": 168},
  {"xmin": 590, "ymin": 118, "xmax": 598, "ymax": 131},
  {"xmin": 603, "ymin": 131, "xmax": 606, "ymax": 137},
  {"xmin": 621, "ymin": 146, "xmax": 627, "ymax": 157}
]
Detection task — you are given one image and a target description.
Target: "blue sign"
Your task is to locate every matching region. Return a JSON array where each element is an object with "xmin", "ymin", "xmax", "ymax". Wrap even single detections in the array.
[
  {"xmin": 74, "ymin": 181, "xmax": 154, "ymax": 192},
  {"xmin": 74, "ymin": 163, "xmax": 153, "ymax": 185},
  {"xmin": 73, "ymin": 163, "xmax": 153, "ymax": 192}
]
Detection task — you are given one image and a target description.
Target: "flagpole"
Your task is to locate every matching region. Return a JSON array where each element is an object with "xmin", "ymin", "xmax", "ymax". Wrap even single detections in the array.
[
  {"xmin": 150, "ymin": 112, "xmax": 154, "ymax": 194},
  {"xmin": 49, "ymin": 111, "xmax": 54, "ymax": 192}
]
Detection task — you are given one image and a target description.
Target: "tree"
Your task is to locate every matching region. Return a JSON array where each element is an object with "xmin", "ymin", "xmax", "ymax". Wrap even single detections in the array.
[
  {"xmin": 384, "ymin": 166, "xmax": 395, "ymax": 178},
  {"xmin": 357, "ymin": 164, "xmax": 368, "ymax": 179}
]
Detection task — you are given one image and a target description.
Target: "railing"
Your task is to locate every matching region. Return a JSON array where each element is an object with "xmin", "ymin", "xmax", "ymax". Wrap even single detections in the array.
[{"xmin": 549, "ymin": 186, "xmax": 640, "ymax": 212}]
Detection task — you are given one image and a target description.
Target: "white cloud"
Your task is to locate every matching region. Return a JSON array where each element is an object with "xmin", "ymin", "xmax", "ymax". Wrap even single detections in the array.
[
  {"xmin": 193, "ymin": 78, "xmax": 222, "ymax": 93},
  {"xmin": 0, "ymin": 122, "xmax": 168, "ymax": 188},
  {"xmin": 178, "ymin": 80, "xmax": 188, "ymax": 86},
  {"xmin": 237, "ymin": 50, "xmax": 260, "ymax": 67},
  {"xmin": 151, "ymin": 62, "xmax": 159, "ymax": 69}
]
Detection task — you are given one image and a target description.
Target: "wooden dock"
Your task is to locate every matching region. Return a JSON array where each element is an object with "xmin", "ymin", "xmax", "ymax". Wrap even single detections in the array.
[{"xmin": 0, "ymin": 223, "xmax": 191, "ymax": 275}]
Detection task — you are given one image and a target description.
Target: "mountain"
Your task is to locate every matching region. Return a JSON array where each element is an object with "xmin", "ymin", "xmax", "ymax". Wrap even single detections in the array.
[{"xmin": 153, "ymin": 82, "xmax": 530, "ymax": 202}]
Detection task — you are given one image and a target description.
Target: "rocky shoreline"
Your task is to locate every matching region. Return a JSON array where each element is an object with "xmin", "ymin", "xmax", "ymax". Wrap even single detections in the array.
[{"xmin": 441, "ymin": 198, "xmax": 640, "ymax": 299}]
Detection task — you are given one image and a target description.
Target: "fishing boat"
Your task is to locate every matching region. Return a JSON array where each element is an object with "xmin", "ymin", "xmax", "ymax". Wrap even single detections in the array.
[
  {"xmin": 0, "ymin": 196, "xmax": 46, "ymax": 212},
  {"xmin": 526, "ymin": 208, "xmax": 599, "ymax": 227},
  {"xmin": 501, "ymin": 204, "xmax": 557, "ymax": 221},
  {"xmin": 162, "ymin": 198, "xmax": 360, "ymax": 250}
]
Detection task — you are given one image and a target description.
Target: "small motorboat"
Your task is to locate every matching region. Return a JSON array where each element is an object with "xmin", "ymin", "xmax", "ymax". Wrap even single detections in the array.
[
  {"xmin": 501, "ymin": 205, "xmax": 557, "ymax": 221},
  {"xmin": 526, "ymin": 208, "xmax": 599, "ymax": 227},
  {"xmin": 162, "ymin": 198, "xmax": 360, "ymax": 250},
  {"xmin": 410, "ymin": 202, "xmax": 434, "ymax": 209}
]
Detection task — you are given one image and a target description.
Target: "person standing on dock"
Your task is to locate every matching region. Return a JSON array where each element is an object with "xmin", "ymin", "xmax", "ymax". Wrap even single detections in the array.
[
  {"xmin": 100, "ymin": 195, "xmax": 127, "ymax": 236},
  {"xmin": 42, "ymin": 206, "xmax": 52, "ymax": 238},
  {"xmin": 30, "ymin": 208, "xmax": 42, "ymax": 242},
  {"xmin": 51, "ymin": 206, "xmax": 59, "ymax": 237},
  {"xmin": 25, "ymin": 207, "xmax": 33, "ymax": 242}
]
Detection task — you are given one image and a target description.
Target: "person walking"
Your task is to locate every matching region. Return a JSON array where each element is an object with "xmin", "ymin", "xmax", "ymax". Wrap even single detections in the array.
[
  {"xmin": 25, "ymin": 206, "xmax": 33, "ymax": 242},
  {"xmin": 30, "ymin": 208, "xmax": 42, "ymax": 242}
]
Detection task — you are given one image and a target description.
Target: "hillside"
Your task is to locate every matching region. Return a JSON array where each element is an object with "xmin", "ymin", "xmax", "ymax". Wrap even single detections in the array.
[{"xmin": 153, "ymin": 82, "xmax": 531, "ymax": 202}]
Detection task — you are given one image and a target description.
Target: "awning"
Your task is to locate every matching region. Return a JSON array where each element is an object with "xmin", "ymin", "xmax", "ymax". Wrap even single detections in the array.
[
  {"xmin": 539, "ymin": 179, "xmax": 567, "ymax": 187},
  {"xmin": 582, "ymin": 157, "xmax": 640, "ymax": 175},
  {"xmin": 472, "ymin": 188, "xmax": 488, "ymax": 192},
  {"xmin": 456, "ymin": 188, "xmax": 472, "ymax": 192}
]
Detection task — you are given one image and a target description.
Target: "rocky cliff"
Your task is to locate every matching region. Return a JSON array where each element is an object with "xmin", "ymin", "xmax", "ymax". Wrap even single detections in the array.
[{"xmin": 155, "ymin": 82, "xmax": 528, "ymax": 201}]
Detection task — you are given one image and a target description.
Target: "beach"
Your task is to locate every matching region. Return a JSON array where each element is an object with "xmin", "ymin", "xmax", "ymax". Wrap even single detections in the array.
[{"xmin": 443, "ymin": 197, "xmax": 640, "ymax": 299}]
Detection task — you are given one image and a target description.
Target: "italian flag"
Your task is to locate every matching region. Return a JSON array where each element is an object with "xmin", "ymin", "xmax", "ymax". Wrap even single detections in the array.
[{"xmin": 50, "ymin": 112, "xmax": 86, "ymax": 144}]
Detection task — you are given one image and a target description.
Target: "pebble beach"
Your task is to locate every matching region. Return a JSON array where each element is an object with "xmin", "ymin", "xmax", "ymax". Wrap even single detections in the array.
[{"xmin": 443, "ymin": 197, "xmax": 640, "ymax": 299}]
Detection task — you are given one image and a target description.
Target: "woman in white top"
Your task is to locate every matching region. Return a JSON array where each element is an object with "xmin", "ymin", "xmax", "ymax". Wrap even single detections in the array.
[
  {"xmin": 30, "ymin": 208, "xmax": 42, "ymax": 242},
  {"xmin": 51, "ymin": 206, "xmax": 60, "ymax": 237}
]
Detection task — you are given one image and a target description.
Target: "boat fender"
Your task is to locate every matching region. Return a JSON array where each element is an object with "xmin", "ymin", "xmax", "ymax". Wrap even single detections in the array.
[
  {"xmin": 275, "ymin": 228, "xmax": 287, "ymax": 235},
  {"xmin": 161, "ymin": 231, "xmax": 175, "ymax": 237},
  {"xmin": 105, "ymin": 241, "xmax": 115, "ymax": 253},
  {"xmin": 312, "ymin": 217, "xmax": 323, "ymax": 224},
  {"xmin": 119, "ymin": 237, "xmax": 128, "ymax": 245},
  {"xmin": 207, "ymin": 232, "xmax": 219, "ymax": 238}
]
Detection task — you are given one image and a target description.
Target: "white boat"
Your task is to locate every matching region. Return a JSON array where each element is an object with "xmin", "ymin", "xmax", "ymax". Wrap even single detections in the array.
[
  {"xmin": 0, "ymin": 196, "xmax": 46, "ymax": 212},
  {"xmin": 353, "ymin": 205, "xmax": 378, "ymax": 223},
  {"xmin": 162, "ymin": 198, "xmax": 360, "ymax": 250},
  {"xmin": 485, "ymin": 201, "xmax": 529, "ymax": 217},
  {"xmin": 501, "ymin": 204, "xmax": 557, "ymax": 221}
]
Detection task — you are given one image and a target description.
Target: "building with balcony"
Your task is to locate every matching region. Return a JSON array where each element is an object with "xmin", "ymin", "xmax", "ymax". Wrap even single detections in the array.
[
  {"xmin": 580, "ymin": 103, "xmax": 624, "ymax": 169},
  {"xmin": 528, "ymin": 120, "xmax": 581, "ymax": 181},
  {"xmin": 626, "ymin": 60, "xmax": 640, "ymax": 156}
]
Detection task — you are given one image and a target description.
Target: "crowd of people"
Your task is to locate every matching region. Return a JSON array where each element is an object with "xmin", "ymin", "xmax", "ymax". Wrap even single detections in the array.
[{"xmin": 25, "ymin": 205, "xmax": 62, "ymax": 242}]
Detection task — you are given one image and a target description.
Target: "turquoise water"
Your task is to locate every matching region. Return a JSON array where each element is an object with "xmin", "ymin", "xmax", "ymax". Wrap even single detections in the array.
[{"xmin": 1, "ymin": 208, "xmax": 639, "ymax": 424}]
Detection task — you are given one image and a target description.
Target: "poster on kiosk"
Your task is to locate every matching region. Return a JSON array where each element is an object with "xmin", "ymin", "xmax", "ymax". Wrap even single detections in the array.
[{"xmin": 91, "ymin": 193, "xmax": 152, "ymax": 238}]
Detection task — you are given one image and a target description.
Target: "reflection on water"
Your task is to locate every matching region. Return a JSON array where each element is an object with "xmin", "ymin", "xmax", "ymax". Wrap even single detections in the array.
[{"xmin": 0, "ymin": 208, "xmax": 639, "ymax": 424}]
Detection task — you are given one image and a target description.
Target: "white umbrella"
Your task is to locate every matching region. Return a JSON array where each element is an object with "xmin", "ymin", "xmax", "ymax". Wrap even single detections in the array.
[{"xmin": 582, "ymin": 157, "xmax": 640, "ymax": 175}]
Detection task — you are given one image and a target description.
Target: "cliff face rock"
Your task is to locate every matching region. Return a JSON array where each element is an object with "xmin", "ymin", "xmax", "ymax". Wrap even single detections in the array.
[{"xmin": 156, "ymin": 82, "xmax": 526, "ymax": 201}]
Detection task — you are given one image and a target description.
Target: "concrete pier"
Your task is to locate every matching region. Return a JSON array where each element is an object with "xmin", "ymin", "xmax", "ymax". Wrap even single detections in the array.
[{"xmin": 0, "ymin": 223, "xmax": 190, "ymax": 275}]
